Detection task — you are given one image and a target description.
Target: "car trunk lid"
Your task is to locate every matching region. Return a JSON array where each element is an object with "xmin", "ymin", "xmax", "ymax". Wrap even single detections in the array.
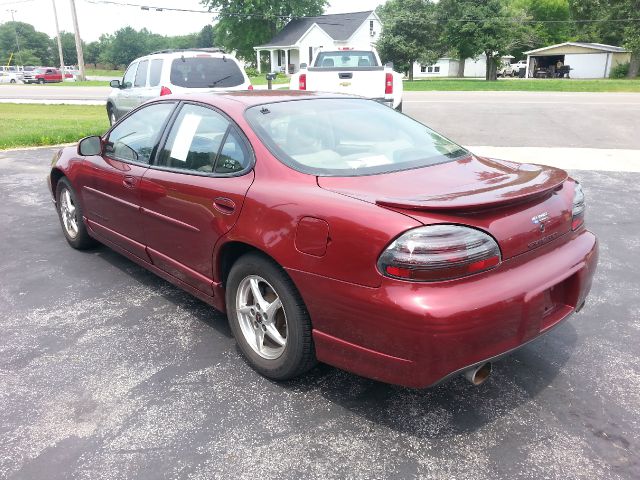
[{"xmin": 317, "ymin": 155, "xmax": 574, "ymax": 259}]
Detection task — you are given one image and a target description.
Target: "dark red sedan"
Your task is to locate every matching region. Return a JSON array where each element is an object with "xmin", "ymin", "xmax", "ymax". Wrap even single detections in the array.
[{"xmin": 48, "ymin": 91, "xmax": 598, "ymax": 388}]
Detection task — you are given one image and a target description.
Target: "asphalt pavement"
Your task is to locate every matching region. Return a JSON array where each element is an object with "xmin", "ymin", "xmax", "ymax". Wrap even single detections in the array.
[{"xmin": 0, "ymin": 97, "xmax": 639, "ymax": 479}]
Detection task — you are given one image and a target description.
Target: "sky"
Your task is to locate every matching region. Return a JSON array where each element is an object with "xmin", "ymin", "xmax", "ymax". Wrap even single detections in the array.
[{"xmin": 0, "ymin": 0, "xmax": 387, "ymax": 42}]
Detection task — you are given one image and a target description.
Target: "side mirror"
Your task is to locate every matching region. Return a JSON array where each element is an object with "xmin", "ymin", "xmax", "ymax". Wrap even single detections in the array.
[
  {"xmin": 385, "ymin": 62, "xmax": 394, "ymax": 69},
  {"xmin": 78, "ymin": 136, "xmax": 102, "ymax": 156},
  {"xmin": 300, "ymin": 63, "xmax": 308, "ymax": 69},
  {"xmin": 109, "ymin": 79, "xmax": 121, "ymax": 89}
]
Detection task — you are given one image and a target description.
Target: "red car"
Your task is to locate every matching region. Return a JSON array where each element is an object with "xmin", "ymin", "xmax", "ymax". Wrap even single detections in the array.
[
  {"xmin": 24, "ymin": 67, "xmax": 73, "ymax": 84},
  {"xmin": 48, "ymin": 92, "xmax": 598, "ymax": 388}
]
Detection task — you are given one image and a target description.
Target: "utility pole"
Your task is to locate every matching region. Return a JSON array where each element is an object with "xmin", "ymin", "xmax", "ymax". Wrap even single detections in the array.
[
  {"xmin": 51, "ymin": 0, "xmax": 65, "ymax": 77},
  {"xmin": 69, "ymin": 0, "xmax": 86, "ymax": 81},
  {"xmin": 7, "ymin": 9, "xmax": 23, "ymax": 66}
]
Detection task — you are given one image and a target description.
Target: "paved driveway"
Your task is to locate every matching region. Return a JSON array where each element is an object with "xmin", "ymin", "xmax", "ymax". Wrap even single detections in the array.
[{"xmin": 0, "ymin": 146, "xmax": 638, "ymax": 479}]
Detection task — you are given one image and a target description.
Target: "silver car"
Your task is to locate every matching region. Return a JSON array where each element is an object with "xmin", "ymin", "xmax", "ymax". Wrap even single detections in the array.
[{"xmin": 107, "ymin": 48, "xmax": 252, "ymax": 125}]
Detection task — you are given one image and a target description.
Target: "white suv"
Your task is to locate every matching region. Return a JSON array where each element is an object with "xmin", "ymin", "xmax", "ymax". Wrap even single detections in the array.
[{"xmin": 107, "ymin": 48, "xmax": 251, "ymax": 125}]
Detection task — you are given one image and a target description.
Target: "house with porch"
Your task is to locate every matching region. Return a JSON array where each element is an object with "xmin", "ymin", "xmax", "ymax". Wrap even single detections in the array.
[{"xmin": 254, "ymin": 11, "xmax": 382, "ymax": 75}]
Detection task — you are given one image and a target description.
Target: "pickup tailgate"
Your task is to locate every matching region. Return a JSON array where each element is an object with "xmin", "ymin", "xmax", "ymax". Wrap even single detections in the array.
[{"xmin": 306, "ymin": 67, "xmax": 387, "ymax": 98}]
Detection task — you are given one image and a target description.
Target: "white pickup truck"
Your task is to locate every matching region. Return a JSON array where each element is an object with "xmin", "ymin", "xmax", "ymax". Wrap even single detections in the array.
[{"xmin": 290, "ymin": 48, "xmax": 404, "ymax": 111}]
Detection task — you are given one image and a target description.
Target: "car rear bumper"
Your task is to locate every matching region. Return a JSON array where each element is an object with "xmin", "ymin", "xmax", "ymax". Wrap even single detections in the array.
[{"xmin": 287, "ymin": 229, "xmax": 598, "ymax": 388}]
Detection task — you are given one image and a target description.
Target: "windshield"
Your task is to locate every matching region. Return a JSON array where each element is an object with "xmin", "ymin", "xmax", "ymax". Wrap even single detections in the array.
[
  {"xmin": 245, "ymin": 99, "xmax": 468, "ymax": 176},
  {"xmin": 314, "ymin": 51, "xmax": 378, "ymax": 68},
  {"xmin": 170, "ymin": 57, "xmax": 245, "ymax": 88}
]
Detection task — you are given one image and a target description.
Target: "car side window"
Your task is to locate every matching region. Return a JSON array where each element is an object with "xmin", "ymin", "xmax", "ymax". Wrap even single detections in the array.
[
  {"xmin": 134, "ymin": 60, "xmax": 148, "ymax": 87},
  {"xmin": 105, "ymin": 102, "xmax": 175, "ymax": 164},
  {"xmin": 158, "ymin": 104, "xmax": 231, "ymax": 173},
  {"xmin": 149, "ymin": 59, "xmax": 163, "ymax": 87},
  {"xmin": 215, "ymin": 128, "xmax": 250, "ymax": 174},
  {"xmin": 122, "ymin": 62, "xmax": 138, "ymax": 89}
]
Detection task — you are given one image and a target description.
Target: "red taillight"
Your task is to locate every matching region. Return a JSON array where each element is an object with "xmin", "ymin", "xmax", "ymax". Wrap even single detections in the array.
[
  {"xmin": 385, "ymin": 73, "xmax": 393, "ymax": 95},
  {"xmin": 299, "ymin": 73, "xmax": 306, "ymax": 91},
  {"xmin": 378, "ymin": 225, "xmax": 501, "ymax": 282},
  {"xmin": 571, "ymin": 183, "xmax": 585, "ymax": 230},
  {"xmin": 160, "ymin": 86, "xmax": 172, "ymax": 96},
  {"xmin": 248, "ymin": 84, "xmax": 254, "ymax": 90}
]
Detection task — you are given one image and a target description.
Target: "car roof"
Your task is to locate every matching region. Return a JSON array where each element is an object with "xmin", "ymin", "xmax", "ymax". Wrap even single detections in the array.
[{"xmin": 160, "ymin": 90, "xmax": 359, "ymax": 110}]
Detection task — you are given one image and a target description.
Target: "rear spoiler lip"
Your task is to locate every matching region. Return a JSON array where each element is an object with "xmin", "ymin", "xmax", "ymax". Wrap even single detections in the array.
[{"xmin": 375, "ymin": 171, "xmax": 568, "ymax": 212}]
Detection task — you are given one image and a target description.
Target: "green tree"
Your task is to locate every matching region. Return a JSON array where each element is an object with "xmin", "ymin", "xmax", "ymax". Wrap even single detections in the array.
[
  {"xmin": 376, "ymin": 0, "xmax": 443, "ymax": 79},
  {"xmin": 202, "ymin": 0, "xmax": 327, "ymax": 63},
  {"xmin": 197, "ymin": 25, "xmax": 215, "ymax": 48},
  {"xmin": 52, "ymin": 31, "xmax": 79, "ymax": 66},
  {"xmin": 568, "ymin": 0, "xmax": 640, "ymax": 77},
  {"xmin": 438, "ymin": 0, "xmax": 514, "ymax": 80},
  {"xmin": 0, "ymin": 21, "xmax": 52, "ymax": 66},
  {"xmin": 85, "ymin": 41, "xmax": 101, "ymax": 68}
]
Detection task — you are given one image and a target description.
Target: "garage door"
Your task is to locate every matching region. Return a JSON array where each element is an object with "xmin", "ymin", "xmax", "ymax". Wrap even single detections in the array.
[{"xmin": 564, "ymin": 53, "xmax": 609, "ymax": 79}]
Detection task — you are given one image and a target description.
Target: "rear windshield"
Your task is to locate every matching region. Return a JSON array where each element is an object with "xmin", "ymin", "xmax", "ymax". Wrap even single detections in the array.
[
  {"xmin": 170, "ymin": 57, "xmax": 245, "ymax": 88},
  {"xmin": 314, "ymin": 51, "xmax": 378, "ymax": 68},
  {"xmin": 245, "ymin": 99, "xmax": 468, "ymax": 176}
]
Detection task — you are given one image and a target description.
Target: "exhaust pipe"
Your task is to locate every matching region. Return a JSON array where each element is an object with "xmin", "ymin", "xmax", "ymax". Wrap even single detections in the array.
[{"xmin": 463, "ymin": 362, "xmax": 492, "ymax": 386}]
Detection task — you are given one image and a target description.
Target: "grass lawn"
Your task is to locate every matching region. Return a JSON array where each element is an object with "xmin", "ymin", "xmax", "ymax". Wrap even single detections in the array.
[
  {"xmin": 0, "ymin": 104, "xmax": 109, "ymax": 150},
  {"xmin": 44, "ymin": 80, "xmax": 110, "ymax": 87},
  {"xmin": 85, "ymin": 68, "xmax": 124, "ymax": 78},
  {"xmin": 248, "ymin": 75, "xmax": 290, "ymax": 86},
  {"xmin": 404, "ymin": 78, "xmax": 640, "ymax": 92}
]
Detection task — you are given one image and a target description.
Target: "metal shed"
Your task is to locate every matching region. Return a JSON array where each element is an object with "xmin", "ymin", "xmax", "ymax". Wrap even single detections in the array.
[{"xmin": 524, "ymin": 42, "xmax": 631, "ymax": 79}]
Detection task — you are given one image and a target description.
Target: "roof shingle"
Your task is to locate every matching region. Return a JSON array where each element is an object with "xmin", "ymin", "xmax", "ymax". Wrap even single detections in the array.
[{"xmin": 257, "ymin": 11, "xmax": 373, "ymax": 48}]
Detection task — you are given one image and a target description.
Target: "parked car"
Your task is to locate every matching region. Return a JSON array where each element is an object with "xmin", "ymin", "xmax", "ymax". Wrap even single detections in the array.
[
  {"xmin": 23, "ymin": 67, "xmax": 73, "ymax": 84},
  {"xmin": 290, "ymin": 48, "xmax": 404, "ymax": 111},
  {"xmin": 48, "ymin": 92, "xmax": 598, "ymax": 388},
  {"xmin": 106, "ymin": 48, "xmax": 252, "ymax": 125},
  {"xmin": 0, "ymin": 71, "xmax": 22, "ymax": 83},
  {"xmin": 512, "ymin": 60, "xmax": 528, "ymax": 73},
  {"xmin": 497, "ymin": 61, "xmax": 515, "ymax": 77}
]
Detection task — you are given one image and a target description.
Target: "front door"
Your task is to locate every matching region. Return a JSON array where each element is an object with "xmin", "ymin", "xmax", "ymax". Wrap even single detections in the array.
[
  {"xmin": 139, "ymin": 102, "xmax": 255, "ymax": 295},
  {"xmin": 82, "ymin": 101, "xmax": 177, "ymax": 259}
]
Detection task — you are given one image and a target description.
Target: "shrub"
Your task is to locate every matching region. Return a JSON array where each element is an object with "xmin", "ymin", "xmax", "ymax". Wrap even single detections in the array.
[
  {"xmin": 610, "ymin": 62, "xmax": 630, "ymax": 79},
  {"xmin": 245, "ymin": 66, "xmax": 259, "ymax": 77}
]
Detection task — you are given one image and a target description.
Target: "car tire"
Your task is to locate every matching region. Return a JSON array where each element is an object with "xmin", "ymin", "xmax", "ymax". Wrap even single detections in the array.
[
  {"xmin": 55, "ymin": 177, "xmax": 97, "ymax": 250},
  {"xmin": 38, "ymin": 78, "xmax": 45, "ymax": 84},
  {"xmin": 107, "ymin": 105, "xmax": 117, "ymax": 126},
  {"xmin": 10, "ymin": 79, "xmax": 16, "ymax": 83},
  {"xmin": 395, "ymin": 101, "xmax": 403, "ymax": 113},
  {"xmin": 226, "ymin": 252, "xmax": 316, "ymax": 381}
]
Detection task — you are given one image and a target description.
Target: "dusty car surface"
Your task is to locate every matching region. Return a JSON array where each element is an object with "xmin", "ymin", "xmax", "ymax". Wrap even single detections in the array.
[{"xmin": 48, "ymin": 91, "xmax": 598, "ymax": 388}]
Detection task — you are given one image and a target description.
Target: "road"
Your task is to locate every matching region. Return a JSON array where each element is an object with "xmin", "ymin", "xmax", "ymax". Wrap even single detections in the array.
[
  {"xmin": 2, "ymin": 86, "xmax": 639, "ymax": 149},
  {"xmin": 1, "ymin": 142, "xmax": 639, "ymax": 478}
]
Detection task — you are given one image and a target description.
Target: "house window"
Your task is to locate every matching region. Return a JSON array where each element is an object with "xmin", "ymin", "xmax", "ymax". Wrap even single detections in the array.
[
  {"xmin": 427, "ymin": 66, "xmax": 433, "ymax": 73},
  {"xmin": 277, "ymin": 50, "xmax": 282, "ymax": 67},
  {"xmin": 434, "ymin": 66, "xmax": 440, "ymax": 73},
  {"xmin": 420, "ymin": 65, "xmax": 427, "ymax": 73},
  {"xmin": 370, "ymin": 20, "xmax": 374, "ymax": 34},
  {"xmin": 309, "ymin": 46, "xmax": 313, "ymax": 64}
]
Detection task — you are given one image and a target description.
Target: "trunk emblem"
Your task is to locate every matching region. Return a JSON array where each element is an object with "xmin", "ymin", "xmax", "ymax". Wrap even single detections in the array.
[
  {"xmin": 340, "ymin": 82, "xmax": 351, "ymax": 87},
  {"xmin": 532, "ymin": 212, "xmax": 550, "ymax": 232}
]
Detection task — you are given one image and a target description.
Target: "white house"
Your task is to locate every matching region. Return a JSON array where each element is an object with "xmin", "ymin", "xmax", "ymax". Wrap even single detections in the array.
[
  {"xmin": 413, "ymin": 55, "xmax": 515, "ymax": 78},
  {"xmin": 254, "ymin": 11, "xmax": 382, "ymax": 74},
  {"xmin": 523, "ymin": 42, "xmax": 631, "ymax": 78}
]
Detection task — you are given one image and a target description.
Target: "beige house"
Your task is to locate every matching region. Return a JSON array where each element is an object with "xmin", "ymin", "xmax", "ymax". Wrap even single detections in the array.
[{"xmin": 524, "ymin": 42, "xmax": 631, "ymax": 78}]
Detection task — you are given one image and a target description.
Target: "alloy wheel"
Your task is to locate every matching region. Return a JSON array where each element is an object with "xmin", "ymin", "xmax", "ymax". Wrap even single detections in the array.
[
  {"xmin": 59, "ymin": 188, "xmax": 79, "ymax": 239},
  {"xmin": 235, "ymin": 275, "xmax": 288, "ymax": 360}
]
